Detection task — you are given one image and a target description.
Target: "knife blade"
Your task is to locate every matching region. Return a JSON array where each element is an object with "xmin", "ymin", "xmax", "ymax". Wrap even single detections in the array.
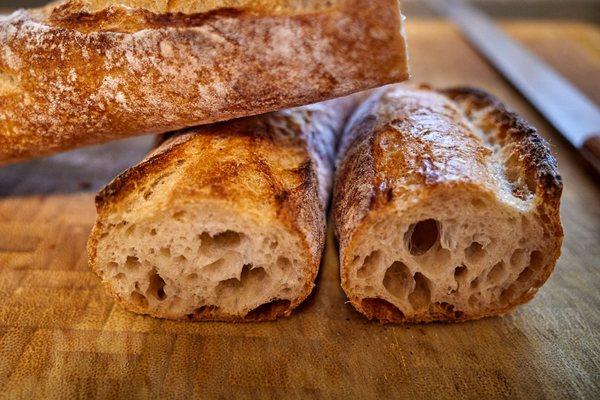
[{"xmin": 427, "ymin": 0, "xmax": 600, "ymax": 175}]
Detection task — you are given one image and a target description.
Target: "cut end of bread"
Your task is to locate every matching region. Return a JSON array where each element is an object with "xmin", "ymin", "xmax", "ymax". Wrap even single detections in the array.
[
  {"xmin": 92, "ymin": 202, "xmax": 310, "ymax": 321},
  {"xmin": 335, "ymin": 84, "xmax": 562, "ymax": 324},
  {"xmin": 343, "ymin": 188, "xmax": 560, "ymax": 323}
]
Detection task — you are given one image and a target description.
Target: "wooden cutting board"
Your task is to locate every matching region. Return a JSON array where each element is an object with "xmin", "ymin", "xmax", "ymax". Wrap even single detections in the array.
[{"xmin": 0, "ymin": 20, "xmax": 599, "ymax": 399}]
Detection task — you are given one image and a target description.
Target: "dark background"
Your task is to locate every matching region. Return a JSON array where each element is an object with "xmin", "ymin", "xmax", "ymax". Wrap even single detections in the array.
[{"xmin": 1, "ymin": 0, "xmax": 599, "ymax": 22}]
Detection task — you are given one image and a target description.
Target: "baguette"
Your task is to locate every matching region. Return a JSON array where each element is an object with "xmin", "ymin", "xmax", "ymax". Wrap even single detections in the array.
[
  {"xmin": 87, "ymin": 97, "xmax": 355, "ymax": 321},
  {"xmin": 333, "ymin": 85, "xmax": 563, "ymax": 323},
  {"xmin": 0, "ymin": 0, "xmax": 408, "ymax": 164}
]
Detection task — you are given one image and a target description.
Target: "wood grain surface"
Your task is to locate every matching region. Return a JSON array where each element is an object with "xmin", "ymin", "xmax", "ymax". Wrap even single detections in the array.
[{"xmin": 0, "ymin": 20, "xmax": 599, "ymax": 399}]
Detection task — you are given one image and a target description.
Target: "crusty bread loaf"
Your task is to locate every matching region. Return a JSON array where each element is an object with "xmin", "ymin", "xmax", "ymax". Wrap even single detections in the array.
[
  {"xmin": 87, "ymin": 97, "xmax": 355, "ymax": 321},
  {"xmin": 0, "ymin": 0, "xmax": 408, "ymax": 164},
  {"xmin": 333, "ymin": 85, "xmax": 563, "ymax": 323}
]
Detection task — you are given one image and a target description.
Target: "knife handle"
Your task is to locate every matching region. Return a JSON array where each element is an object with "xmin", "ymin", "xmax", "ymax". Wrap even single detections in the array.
[{"xmin": 581, "ymin": 135, "xmax": 600, "ymax": 176}]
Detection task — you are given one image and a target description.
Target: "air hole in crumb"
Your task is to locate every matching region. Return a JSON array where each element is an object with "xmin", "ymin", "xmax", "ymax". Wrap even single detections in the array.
[
  {"xmin": 203, "ymin": 258, "xmax": 226, "ymax": 273},
  {"xmin": 488, "ymin": 262, "xmax": 506, "ymax": 284},
  {"xmin": 106, "ymin": 261, "xmax": 118, "ymax": 270},
  {"xmin": 500, "ymin": 285, "xmax": 517, "ymax": 304},
  {"xmin": 406, "ymin": 219, "xmax": 439, "ymax": 256},
  {"xmin": 147, "ymin": 269, "xmax": 167, "ymax": 301},
  {"xmin": 454, "ymin": 265, "xmax": 468, "ymax": 280},
  {"xmin": 187, "ymin": 272, "xmax": 198, "ymax": 281},
  {"xmin": 468, "ymin": 294, "xmax": 479, "ymax": 307},
  {"xmin": 173, "ymin": 211, "xmax": 186, "ymax": 220},
  {"xmin": 408, "ymin": 273, "xmax": 431, "ymax": 310},
  {"xmin": 199, "ymin": 231, "xmax": 243, "ymax": 252},
  {"xmin": 125, "ymin": 224, "xmax": 136, "ymax": 236},
  {"xmin": 199, "ymin": 305, "xmax": 219, "ymax": 313},
  {"xmin": 245, "ymin": 299, "xmax": 291, "ymax": 320},
  {"xmin": 436, "ymin": 301, "xmax": 455, "ymax": 313},
  {"xmin": 114, "ymin": 273, "xmax": 125, "ymax": 280},
  {"xmin": 276, "ymin": 257, "xmax": 291, "ymax": 271},
  {"xmin": 361, "ymin": 298, "xmax": 406, "ymax": 321},
  {"xmin": 383, "ymin": 261, "xmax": 413, "ymax": 299},
  {"xmin": 188, "ymin": 305, "xmax": 219, "ymax": 319},
  {"xmin": 529, "ymin": 250, "xmax": 545, "ymax": 273},
  {"xmin": 216, "ymin": 264, "xmax": 268, "ymax": 295},
  {"xmin": 517, "ymin": 266, "xmax": 534, "ymax": 283},
  {"xmin": 517, "ymin": 251, "xmax": 544, "ymax": 285},
  {"xmin": 174, "ymin": 255, "xmax": 187, "ymax": 263},
  {"xmin": 357, "ymin": 251, "xmax": 381, "ymax": 278},
  {"xmin": 150, "ymin": 229, "xmax": 157, "ymax": 236},
  {"xmin": 213, "ymin": 230, "xmax": 242, "ymax": 247},
  {"xmin": 510, "ymin": 249, "xmax": 527, "ymax": 267},
  {"xmin": 270, "ymin": 241, "xmax": 278, "ymax": 250},
  {"xmin": 160, "ymin": 247, "xmax": 171, "ymax": 257},
  {"xmin": 198, "ymin": 233, "xmax": 211, "ymax": 248},
  {"xmin": 470, "ymin": 277, "xmax": 480, "ymax": 288},
  {"xmin": 465, "ymin": 242, "xmax": 486, "ymax": 263},
  {"xmin": 125, "ymin": 256, "xmax": 141, "ymax": 269},
  {"xmin": 130, "ymin": 291, "xmax": 148, "ymax": 308}
]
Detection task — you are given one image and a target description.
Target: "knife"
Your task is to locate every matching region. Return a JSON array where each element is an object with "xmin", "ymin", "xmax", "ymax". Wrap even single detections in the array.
[{"xmin": 427, "ymin": 0, "xmax": 600, "ymax": 175}]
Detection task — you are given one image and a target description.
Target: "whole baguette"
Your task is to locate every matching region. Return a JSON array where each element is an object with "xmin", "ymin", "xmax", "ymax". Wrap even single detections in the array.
[
  {"xmin": 334, "ymin": 85, "xmax": 563, "ymax": 323},
  {"xmin": 87, "ymin": 97, "xmax": 356, "ymax": 321},
  {"xmin": 0, "ymin": 0, "xmax": 408, "ymax": 164}
]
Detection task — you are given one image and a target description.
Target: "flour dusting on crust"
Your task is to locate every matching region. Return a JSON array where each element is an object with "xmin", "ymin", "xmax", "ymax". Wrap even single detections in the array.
[{"xmin": 0, "ymin": 0, "xmax": 409, "ymax": 163}]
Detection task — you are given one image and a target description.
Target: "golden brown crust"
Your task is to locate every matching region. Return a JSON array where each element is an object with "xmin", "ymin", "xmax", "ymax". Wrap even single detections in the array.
[
  {"xmin": 43, "ymin": 1, "xmax": 340, "ymax": 33},
  {"xmin": 333, "ymin": 84, "xmax": 563, "ymax": 324},
  {"xmin": 0, "ymin": 0, "xmax": 408, "ymax": 164},
  {"xmin": 441, "ymin": 87, "xmax": 562, "ymax": 205},
  {"xmin": 44, "ymin": 0, "xmax": 342, "ymax": 22},
  {"xmin": 88, "ymin": 97, "xmax": 356, "ymax": 322}
]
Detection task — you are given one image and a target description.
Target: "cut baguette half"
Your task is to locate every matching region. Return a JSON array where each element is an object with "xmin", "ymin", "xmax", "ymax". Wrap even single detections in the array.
[
  {"xmin": 334, "ymin": 85, "xmax": 563, "ymax": 323},
  {"xmin": 87, "ymin": 98, "xmax": 355, "ymax": 321},
  {"xmin": 0, "ymin": 0, "xmax": 408, "ymax": 164}
]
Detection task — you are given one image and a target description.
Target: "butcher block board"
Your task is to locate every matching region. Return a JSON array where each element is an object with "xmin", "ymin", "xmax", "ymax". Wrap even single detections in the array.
[{"xmin": 0, "ymin": 20, "xmax": 599, "ymax": 399}]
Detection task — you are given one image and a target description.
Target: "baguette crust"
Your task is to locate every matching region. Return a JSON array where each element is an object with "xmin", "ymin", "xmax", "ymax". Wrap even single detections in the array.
[
  {"xmin": 0, "ymin": 0, "xmax": 408, "ymax": 164},
  {"xmin": 334, "ymin": 85, "xmax": 563, "ymax": 323},
  {"xmin": 88, "ymin": 98, "xmax": 355, "ymax": 321}
]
